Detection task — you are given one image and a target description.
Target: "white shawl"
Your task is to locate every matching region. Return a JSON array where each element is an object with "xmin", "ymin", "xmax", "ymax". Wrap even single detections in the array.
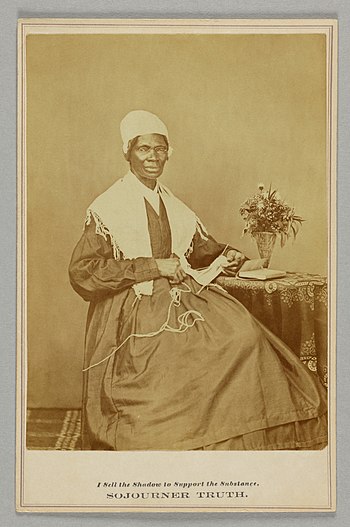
[{"xmin": 86, "ymin": 171, "xmax": 208, "ymax": 297}]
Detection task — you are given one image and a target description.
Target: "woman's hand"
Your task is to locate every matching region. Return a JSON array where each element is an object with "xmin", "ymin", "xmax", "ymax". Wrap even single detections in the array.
[
  {"xmin": 155, "ymin": 258, "xmax": 187, "ymax": 284},
  {"xmin": 221, "ymin": 250, "xmax": 246, "ymax": 276}
]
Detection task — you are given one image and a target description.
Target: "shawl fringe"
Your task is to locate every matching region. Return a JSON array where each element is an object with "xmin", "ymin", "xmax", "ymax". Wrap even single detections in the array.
[
  {"xmin": 85, "ymin": 210, "xmax": 122, "ymax": 260},
  {"xmin": 85, "ymin": 210, "xmax": 208, "ymax": 263}
]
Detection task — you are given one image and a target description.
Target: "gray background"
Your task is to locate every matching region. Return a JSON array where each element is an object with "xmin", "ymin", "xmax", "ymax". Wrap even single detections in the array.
[{"xmin": 0, "ymin": 0, "xmax": 349, "ymax": 526}]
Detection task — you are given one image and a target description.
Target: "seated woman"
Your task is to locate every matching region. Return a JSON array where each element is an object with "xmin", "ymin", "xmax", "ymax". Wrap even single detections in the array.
[{"xmin": 69, "ymin": 110, "xmax": 328, "ymax": 451}]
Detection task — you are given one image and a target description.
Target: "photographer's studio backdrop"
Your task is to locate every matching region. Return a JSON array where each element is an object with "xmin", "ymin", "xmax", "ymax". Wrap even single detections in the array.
[{"xmin": 26, "ymin": 34, "xmax": 327, "ymax": 408}]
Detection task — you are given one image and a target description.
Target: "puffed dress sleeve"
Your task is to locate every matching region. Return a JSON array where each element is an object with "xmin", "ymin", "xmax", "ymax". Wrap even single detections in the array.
[
  {"xmin": 187, "ymin": 230, "xmax": 246, "ymax": 269},
  {"xmin": 69, "ymin": 218, "xmax": 160, "ymax": 302}
]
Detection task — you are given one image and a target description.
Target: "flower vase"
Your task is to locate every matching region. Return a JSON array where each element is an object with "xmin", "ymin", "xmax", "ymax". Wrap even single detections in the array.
[{"xmin": 253, "ymin": 232, "xmax": 276, "ymax": 268}]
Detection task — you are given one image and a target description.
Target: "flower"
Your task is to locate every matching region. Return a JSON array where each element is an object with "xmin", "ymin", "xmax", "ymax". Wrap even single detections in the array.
[{"xmin": 239, "ymin": 184, "xmax": 304, "ymax": 247}]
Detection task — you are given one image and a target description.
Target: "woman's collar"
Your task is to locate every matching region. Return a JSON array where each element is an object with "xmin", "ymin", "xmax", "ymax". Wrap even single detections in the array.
[{"xmin": 126, "ymin": 170, "xmax": 160, "ymax": 195}]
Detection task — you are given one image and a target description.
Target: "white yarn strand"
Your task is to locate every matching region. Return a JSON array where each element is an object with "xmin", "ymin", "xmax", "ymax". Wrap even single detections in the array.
[{"xmin": 82, "ymin": 283, "xmax": 205, "ymax": 372}]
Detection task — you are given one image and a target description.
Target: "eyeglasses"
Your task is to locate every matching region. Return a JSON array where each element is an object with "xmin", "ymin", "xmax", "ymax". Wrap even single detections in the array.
[{"xmin": 137, "ymin": 146, "xmax": 168, "ymax": 155}]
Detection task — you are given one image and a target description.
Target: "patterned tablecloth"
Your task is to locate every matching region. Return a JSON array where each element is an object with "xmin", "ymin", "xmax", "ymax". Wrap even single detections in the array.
[{"xmin": 216, "ymin": 272, "xmax": 328, "ymax": 386}]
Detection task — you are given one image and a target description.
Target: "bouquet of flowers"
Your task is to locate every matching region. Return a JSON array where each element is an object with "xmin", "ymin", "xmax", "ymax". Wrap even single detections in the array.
[{"xmin": 239, "ymin": 183, "xmax": 304, "ymax": 247}]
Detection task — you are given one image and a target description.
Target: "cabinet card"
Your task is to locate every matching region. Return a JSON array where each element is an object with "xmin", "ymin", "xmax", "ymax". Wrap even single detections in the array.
[{"xmin": 17, "ymin": 18, "xmax": 337, "ymax": 513}]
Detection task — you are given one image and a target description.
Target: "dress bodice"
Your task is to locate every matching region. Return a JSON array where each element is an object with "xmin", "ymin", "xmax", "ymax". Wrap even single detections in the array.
[{"xmin": 145, "ymin": 198, "xmax": 172, "ymax": 259}]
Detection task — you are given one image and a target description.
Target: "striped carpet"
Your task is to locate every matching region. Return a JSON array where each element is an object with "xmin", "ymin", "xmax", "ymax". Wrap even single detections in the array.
[{"xmin": 26, "ymin": 409, "xmax": 82, "ymax": 450}]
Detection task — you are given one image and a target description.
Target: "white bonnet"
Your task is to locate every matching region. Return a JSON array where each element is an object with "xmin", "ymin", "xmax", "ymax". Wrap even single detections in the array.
[{"xmin": 120, "ymin": 110, "xmax": 173, "ymax": 156}]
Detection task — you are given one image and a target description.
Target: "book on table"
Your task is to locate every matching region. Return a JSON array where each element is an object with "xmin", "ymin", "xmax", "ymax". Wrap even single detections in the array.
[{"xmin": 238, "ymin": 259, "xmax": 286, "ymax": 280}]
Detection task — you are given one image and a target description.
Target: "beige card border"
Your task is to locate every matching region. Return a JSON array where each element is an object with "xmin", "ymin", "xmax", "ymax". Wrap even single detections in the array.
[{"xmin": 16, "ymin": 18, "xmax": 338, "ymax": 513}]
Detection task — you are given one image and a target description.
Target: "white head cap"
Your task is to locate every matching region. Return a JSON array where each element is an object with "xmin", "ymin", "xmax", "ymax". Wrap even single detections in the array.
[{"xmin": 120, "ymin": 110, "xmax": 172, "ymax": 156}]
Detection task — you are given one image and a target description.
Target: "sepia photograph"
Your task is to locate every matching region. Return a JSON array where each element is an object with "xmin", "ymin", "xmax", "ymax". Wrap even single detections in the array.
[{"xmin": 17, "ymin": 18, "xmax": 336, "ymax": 512}]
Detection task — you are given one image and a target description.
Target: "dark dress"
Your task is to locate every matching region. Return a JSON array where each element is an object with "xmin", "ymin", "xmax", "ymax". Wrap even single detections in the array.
[{"xmin": 69, "ymin": 198, "xmax": 328, "ymax": 451}]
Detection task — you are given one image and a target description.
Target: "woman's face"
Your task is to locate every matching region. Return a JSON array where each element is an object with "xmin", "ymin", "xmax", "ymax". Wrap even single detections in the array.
[{"xmin": 128, "ymin": 134, "xmax": 168, "ymax": 187}]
